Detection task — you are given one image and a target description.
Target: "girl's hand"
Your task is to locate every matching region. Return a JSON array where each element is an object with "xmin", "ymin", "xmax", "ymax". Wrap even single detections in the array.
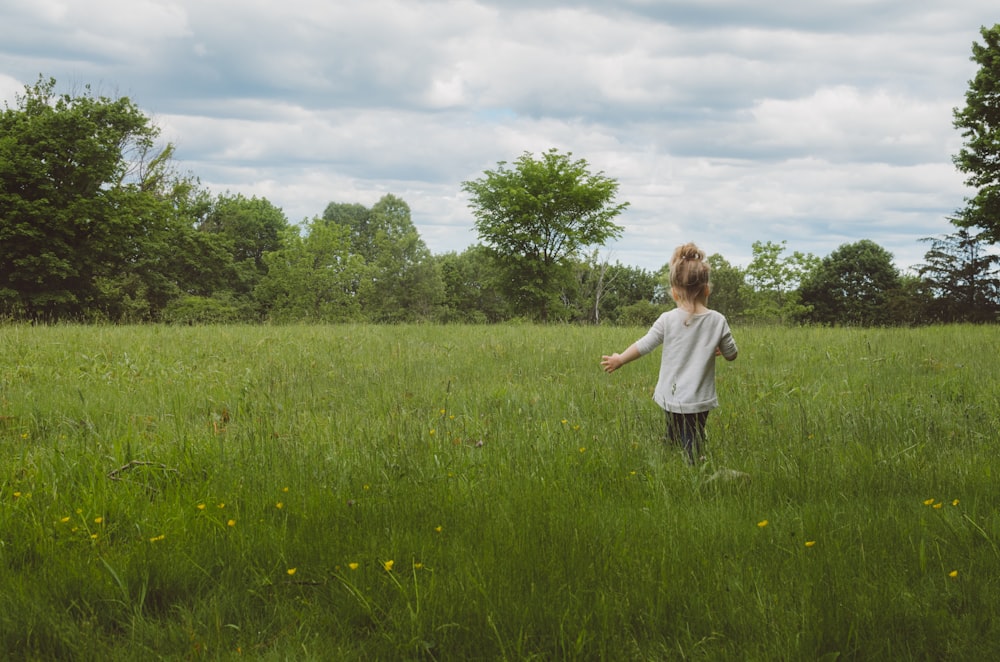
[{"xmin": 600, "ymin": 354, "xmax": 621, "ymax": 373}]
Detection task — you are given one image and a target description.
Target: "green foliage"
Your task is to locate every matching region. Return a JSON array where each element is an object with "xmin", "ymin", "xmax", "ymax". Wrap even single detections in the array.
[
  {"xmin": 0, "ymin": 77, "xmax": 168, "ymax": 320},
  {"xmin": 435, "ymin": 246, "xmax": 509, "ymax": 323},
  {"xmin": 707, "ymin": 253, "xmax": 749, "ymax": 321},
  {"xmin": 800, "ymin": 239, "xmax": 902, "ymax": 326},
  {"xmin": 462, "ymin": 149, "xmax": 628, "ymax": 320},
  {"xmin": 743, "ymin": 240, "xmax": 818, "ymax": 323},
  {"xmin": 952, "ymin": 24, "xmax": 1000, "ymax": 243},
  {"xmin": 323, "ymin": 195, "xmax": 444, "ymax": 322},
  {"xmin": 0, "ymin": 324, "xmax": 998, "ymax": 659},
  {"xmin": 918, "ymin": 227, "xmax": 1000, "ymax": 322},
  {"xmin": 255, "ymin": 222, "xmax": 364, "ymax": 322}
]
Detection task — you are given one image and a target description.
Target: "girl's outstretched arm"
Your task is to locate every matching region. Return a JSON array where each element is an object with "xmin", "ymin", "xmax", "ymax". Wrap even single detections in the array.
[{"xmin": 601, "ymin": 344, "xmax": 641, "ymax": 373}]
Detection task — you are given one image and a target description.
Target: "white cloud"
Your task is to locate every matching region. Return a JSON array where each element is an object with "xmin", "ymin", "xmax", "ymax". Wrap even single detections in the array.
[{"xmin": 1, "ymin": 0, "xmax": 993, "ymax": 272}]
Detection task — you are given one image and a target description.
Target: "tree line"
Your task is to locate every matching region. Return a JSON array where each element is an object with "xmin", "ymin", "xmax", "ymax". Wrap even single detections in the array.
[{"xmin": 4, "ymin": 24, "xmax": 1000, "ymax": 327}]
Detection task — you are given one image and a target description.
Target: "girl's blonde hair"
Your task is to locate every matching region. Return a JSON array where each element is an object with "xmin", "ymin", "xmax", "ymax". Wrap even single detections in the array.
[{"xmin": 669, "ymin": 242, "xmax": 710, "ymax": 305}]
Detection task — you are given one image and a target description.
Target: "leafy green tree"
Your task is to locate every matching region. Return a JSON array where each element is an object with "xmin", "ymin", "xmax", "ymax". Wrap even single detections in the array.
[
  {"xmin": 322, "ymin": 195, "xmax": 442, "ymax": 322},
  {"xmin": 461, "ymin": 149, "xmax": 628, "ymax": 320},
  {"xmin": 198, "ymin": 193, "xmax": 289, "ymax": 312},
  {"xmin": 0, "ymin": 77, "xmax": 169, "ymax": 319},
  {"xmin": 742, "ymin": 240, "xmax": 818, "ymax": 323},
  {"xmin": 573, "ymin": 253, "xmax": 657, "ymax": 324},
  {"xmin": 918, "ymin": 227, "xmax": 1000, "ymax": 322},
  {"xmin": 255, "ymin": 221, "xmax": 364, "ymax": 322},
  {"xmin": 799, "ymin": 240, "xmax": 901, "ymax": 326},
  {"xmin": 435, "ymin": 246, "xmax": 510, "ymax": 323},
  {"xmin": 952, "ymin": 24, "xmax": 1000, "ymax": 243},
  {"xmin": 706, "ymin": 253, "xmax": 748, "ymax": 321}
]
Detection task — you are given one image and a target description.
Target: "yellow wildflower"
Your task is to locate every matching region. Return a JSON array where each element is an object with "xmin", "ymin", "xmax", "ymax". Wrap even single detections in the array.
[
  {"xmin": 757, "ymin": 520, "xmax": 769, "ymax": 528},
  {"xmin": 287, "ymin": 568, "xmax": 297, "ymax": 576},
  {"xmin": 383, "ymin": 560, "xmax": 394, "ymax": 572},
  {"xmin": 805, "ymin": 541, "xmax": 816, "ymax": 548},
  {"xmin": 348, "ymin": 563, "xmax": 359, "ymax": 571},
  {"xmin": 949, "ymin": 570, "xmax": 958, "ymax": 578},
  {"xmin": 952, "ymin": 499, "xmax": 960, "ymax": 506},
  {"xmin": 923, "ymin": 498, "xmax": 935, "ymax": 506},
  {"xmin": 227, "ymin": 519, "xmax": 236, "ymax": 527}
]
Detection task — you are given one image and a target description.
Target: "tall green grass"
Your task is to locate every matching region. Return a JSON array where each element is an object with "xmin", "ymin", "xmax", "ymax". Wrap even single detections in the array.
[{"xmin": 0, "ymin": 323, "xmax": 997, "ymax": 660}]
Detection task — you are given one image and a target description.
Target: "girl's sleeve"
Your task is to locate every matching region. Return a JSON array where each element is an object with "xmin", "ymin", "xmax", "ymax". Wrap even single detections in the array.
[{"xmin": 718, "ymin": 321, "xmax": 738, "ymax": 360}]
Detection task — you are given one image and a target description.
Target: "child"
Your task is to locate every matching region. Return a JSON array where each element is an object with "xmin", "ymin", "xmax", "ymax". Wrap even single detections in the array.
[{"xmin": 601, "ymin": 243, "xmax": 738, "ymax": 464}]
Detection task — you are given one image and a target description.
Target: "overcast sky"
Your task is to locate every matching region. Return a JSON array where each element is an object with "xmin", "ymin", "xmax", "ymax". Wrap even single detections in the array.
[{"xmin": 1, "ymin": 1, "xmax": 994, "ymax": 272}]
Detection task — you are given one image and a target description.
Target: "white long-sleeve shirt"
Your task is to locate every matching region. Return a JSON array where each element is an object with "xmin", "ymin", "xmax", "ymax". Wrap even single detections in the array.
[{"xmin": 634, "ymin": 308, "xmax": 738, "ymax": 413}]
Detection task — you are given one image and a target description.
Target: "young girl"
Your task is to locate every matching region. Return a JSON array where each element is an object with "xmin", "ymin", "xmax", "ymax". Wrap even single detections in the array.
[{"xmin": 601, "ymin": 243, "xmax": 738, "ymax": 464}]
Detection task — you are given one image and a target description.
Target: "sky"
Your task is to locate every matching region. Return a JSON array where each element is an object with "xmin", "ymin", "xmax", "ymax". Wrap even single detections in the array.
[{"xmin": 1, "ymin": 0, "xmax": 995, "ymax": 273}]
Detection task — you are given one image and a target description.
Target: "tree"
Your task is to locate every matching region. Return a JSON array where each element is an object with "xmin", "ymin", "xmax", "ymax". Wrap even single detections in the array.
[
  {"xmin": 917, "ymin": 227, "xmax": 1000, "ymax": 322},
  {"xmin": 323, "ymin": 194, "xmax": 443, "ymax": 322},
  {"xmin": 573, "ymin": 252, "xmax": 657, "ymax": 324},
  {"xmin": 198, "ymin": 193, "xmax": 290, "ymax": 313},
  {"xmin": 461, "ymin": 148, "xmax": 628, "ymax": 320},
  {"xmin": 0, "ymin": 77, "xmax": 170, "ymax": 319},
  {"xmin": 952, "ymin": 24, "xmax": 1000, "ymax": 243},
  {"xmin": 706, "ymin": 253, "xmax": 748, "ymax": 321},
  {"xmin": 435, "ymin": 246, "xmax": 509, "ymax": 323},
  {"xmin": 742, "ymin": 240, "xmax": 818, "ymax": 323},
  {"xmin": 255, "ymin": 221, "xmax": 364, "ymax": 322},
  {"xmin": 799, "ymin": 240, "xmax": 901, "ymax": 326}
]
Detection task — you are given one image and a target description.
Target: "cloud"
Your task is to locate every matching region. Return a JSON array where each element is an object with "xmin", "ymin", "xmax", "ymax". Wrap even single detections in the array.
[{"xmin": 0, "ymin": 0, "xmax": 993, "ymax": 273}]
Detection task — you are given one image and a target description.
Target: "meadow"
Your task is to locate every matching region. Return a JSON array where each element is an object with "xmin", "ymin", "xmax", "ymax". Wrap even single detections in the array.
[{"xmin": 0, "ymin": 323, "xmax": 997, "ymax": 661}]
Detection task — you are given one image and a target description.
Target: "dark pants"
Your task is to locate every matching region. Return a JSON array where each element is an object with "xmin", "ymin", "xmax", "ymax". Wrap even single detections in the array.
[{"xmin": 666, "ymin": 411, "xmax": 709, "ymax": 464}]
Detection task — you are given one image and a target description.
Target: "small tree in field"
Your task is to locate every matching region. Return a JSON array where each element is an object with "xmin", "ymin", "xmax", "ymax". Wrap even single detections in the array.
[{"xmin": 462, "ymin": 149, "xmax": 628, "ymax": 321}]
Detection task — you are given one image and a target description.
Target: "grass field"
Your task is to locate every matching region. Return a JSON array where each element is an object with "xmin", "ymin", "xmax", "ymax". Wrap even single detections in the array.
[{"xmin": 1, "ymin": 323, "xmax": 998, "ymax": 660}]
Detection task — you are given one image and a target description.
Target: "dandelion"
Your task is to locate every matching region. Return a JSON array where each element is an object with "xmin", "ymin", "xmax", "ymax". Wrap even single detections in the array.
[
  {"xmin": 949, "ymin": 570, "xmax": 959, "ymax": 578},
  {"xmin": 149, "ymin": 534, "xmax": 165, "ymax": 542},
  {"xmin": 805, "ymin": 541, "xmax": 816, "ymax": 548},
  {"xmin": 90, "ymin": 533, "xmax": 98, "ymax": 540},
  {"xmin": 923, "ymin": 498, "xmax": 935, "ymax": 506},
  {"xmin": 952, "ymin": 499, "xmax": 960, "ymax": 506},
  {"xmin": 197, "ymin": 503, "xmax": 206, "ymax": 510},
  {"xmin": 439, "ymin": 408, "xmax": 446, "ymax": 416},
  {"xmin": 13, "ymin": 492, "xmax": 21, "ymax": 498},
  {"xmin": 383, "ymin": 560, "xmax": 394, "ymax": 572},
  {"xmin": 933, "ymin": 502, "xmax": 943, "ymax": 509},
  {"xmin": 276, "ymin": 502, "xmax": 284, "ymax": 509},
  {"xmin": 282, "ymin": 486, "xmax": 289, "ymax": 493},
  {"xmin": 94, "ymin": 517, "xmax": 103, "ymax": 524},
  {"xmin": 561, "ymin": 419, "xmax": 568, "ymax": 425},
  {"xmin": 286, "ymin": 568, "xmax": 297, "ymax": 576},
  {"xmin": 413, "ymin": 562, "xmax": 424, "ymax": 570},
  {"xmin": 435, "ymin": 525, "xmax": 443, "ymax": 533},
  {"xmin": 429, "ymin": 429, "xmax": 436, "ymax": 436},
  {"xmin": 60, "ymin": 517, "xmax": 70, "ymax": 524},
  {"xmin": 348, "ymin": 563, "xmax": 359, "ymax": 571},
  {"xmin": 217, "ymin": 503, "xmax": 225, "ymax": 509},
  {"xmin": 757, "ymin": 520, "xmax": 769, "ymax": 528},
  {"xmin": 227, "ymin": 519, "xmax": 236, "ymax": 527}
]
